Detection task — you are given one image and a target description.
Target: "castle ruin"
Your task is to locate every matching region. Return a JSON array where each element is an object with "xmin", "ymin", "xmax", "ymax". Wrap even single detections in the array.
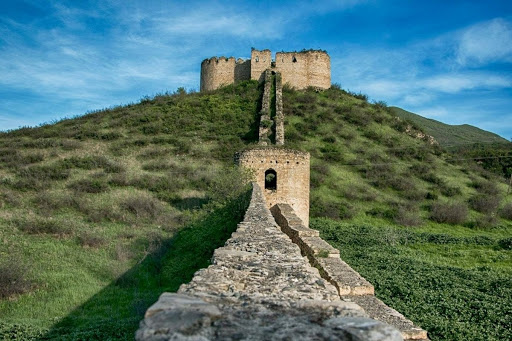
[
  {"xmin": 200, "ymin": 48, "xmax": 331, "ymax": 91},
  {"xmin": 137, "ymin": 49, "xmax": 429, "ymax": 341}
]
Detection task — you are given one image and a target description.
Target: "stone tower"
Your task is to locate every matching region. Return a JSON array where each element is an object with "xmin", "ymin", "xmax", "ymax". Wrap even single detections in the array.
[
  {"xmin": 235, "ymin": 66, "xmax": 311, "ymax": 225},
  {"xmin": 236, "ymin": 148, "xmax": 310, "ymax": 225}
]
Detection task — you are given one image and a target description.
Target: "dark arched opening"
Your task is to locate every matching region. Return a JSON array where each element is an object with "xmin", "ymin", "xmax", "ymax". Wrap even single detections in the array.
[
  {"xmin": 292, "ymin": 56, "xmax": 297, "ymax": 63},
  {"xmin": 265, "ymin": 169, "xmax": 277, "ymax": 191}
]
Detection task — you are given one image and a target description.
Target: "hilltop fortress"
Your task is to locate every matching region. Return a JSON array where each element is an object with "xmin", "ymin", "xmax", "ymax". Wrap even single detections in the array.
[{"xmin": 200, "ymin": 48, "xmax": 331, "ymax": 91}]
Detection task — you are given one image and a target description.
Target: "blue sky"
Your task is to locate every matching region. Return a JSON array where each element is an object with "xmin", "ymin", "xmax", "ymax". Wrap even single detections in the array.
[{"xmin": 1, "ymin": 0, "xmax": 511, "ymax": 139}]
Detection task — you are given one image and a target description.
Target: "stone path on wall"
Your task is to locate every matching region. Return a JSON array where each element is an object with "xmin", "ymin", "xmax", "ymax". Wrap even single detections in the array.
[
  {"xmin": 258, "ymin": 70, "xmax": 272, "ymax": 145},
  {"xmin": 271, "ymin": 204, "xmax": 429, "ymax": 341},
  {"xmin": 136, "ymin": 184, "xmax": 404, "ymax": 341},
  {"xmin": 258, "ymin": 69, "xmax": 284, "ymax": 146}
]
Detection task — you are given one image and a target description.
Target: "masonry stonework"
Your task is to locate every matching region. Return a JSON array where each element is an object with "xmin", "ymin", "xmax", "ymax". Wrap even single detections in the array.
[
  {"xmin": 200, "ymin": 48, "xmax": 331, "ymax": 91},
  {"xmin": 137, "ymin": 183, "xmax": 404, "ymax": 341},
  {"xmin": 250, "ymin": 49, "xmax": 272, "ymax": 82},
  {"xmin": 200, "ymin": 57, "xmax": 251, "ymax": 92},
  {"xmin": 236, "ymin": 148, "xmax": 310, "ymax": 226}
]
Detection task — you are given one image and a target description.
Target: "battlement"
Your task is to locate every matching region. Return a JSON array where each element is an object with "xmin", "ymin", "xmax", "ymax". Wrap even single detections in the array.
[
  {"xmin": 200, "ymin": 48, "xmax": 331, "ymax": 91},
  {"xmin": 201, "ymin": 57, "xmax": 249, "ymax": 65}
]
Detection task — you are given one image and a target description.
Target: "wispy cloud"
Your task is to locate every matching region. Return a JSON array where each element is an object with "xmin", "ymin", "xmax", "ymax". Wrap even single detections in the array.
[
  {"xmin": 456, "ymin": 18, "xmax": 512, "ymax": 66},
  {"xmin": 422, "ymin": 73, "xmax": 511, "ymax": 93}
]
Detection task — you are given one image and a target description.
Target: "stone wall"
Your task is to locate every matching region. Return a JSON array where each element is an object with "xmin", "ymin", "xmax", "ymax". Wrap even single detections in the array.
[
  {"xmin": 137, "ymin": 183, "xmax": 403, "ymax": 341},
  {"xmin": 200, "ymin": 57, "xmax": 250, "ymax": 92},
  {"xmin": 275, "ymin": 72, "xmax": 285, "ymax": 145},
  {"xmin": 250, "ymin": 49, "xmax": 272, "ymax": 82},
  {"xmin": 235, "ymin": 147, "xmax": 310, "ymax": 225},
  {"xmin": 258, "ymin": 70, "xmax": 272, "ymax": 145},
  {"xmin": 270, "ymin": 204, "xmax": 429, "ymax": 341},
  {"xmin": 200, "ymin": 49, "xmax": 331, "ymax": 91}
]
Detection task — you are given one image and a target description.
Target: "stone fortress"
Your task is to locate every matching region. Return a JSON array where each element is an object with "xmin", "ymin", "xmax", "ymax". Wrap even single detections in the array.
[
  {"xmin": 137, "ymin": 49, "xmax": 429, "ymax": 340},
  {"xmin": 200, "ymin": 48, "xmax": 331, "ymax": 91}
]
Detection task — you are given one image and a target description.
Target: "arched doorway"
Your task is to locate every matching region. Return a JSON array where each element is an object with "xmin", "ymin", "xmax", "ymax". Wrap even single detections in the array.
[{"xmin": 265, "ymin": 169, "xmax": 277, "ymax": 191}]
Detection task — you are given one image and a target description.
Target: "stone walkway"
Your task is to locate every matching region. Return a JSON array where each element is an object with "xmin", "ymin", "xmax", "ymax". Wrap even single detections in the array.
[{"xmin": 137, "ymin": 184, "xmax": 403, "ymax": 340}]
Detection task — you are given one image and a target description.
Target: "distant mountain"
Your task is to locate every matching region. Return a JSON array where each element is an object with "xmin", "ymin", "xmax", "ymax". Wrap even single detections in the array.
[{"xmin": 390, "ymin": 106, "xmax": 509, "ymax": 148}]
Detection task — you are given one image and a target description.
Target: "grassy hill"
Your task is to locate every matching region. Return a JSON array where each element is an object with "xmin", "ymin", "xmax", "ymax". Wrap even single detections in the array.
[
  {"xmin": 390, "ymin": 106, "xmax": 509, "ymax": 147},
  {"xmin": 0, "ymin": 82, "xmax": 511, "ymax": 340}
]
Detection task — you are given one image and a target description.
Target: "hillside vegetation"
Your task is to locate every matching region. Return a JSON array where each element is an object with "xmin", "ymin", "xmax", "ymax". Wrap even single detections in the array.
[
  {"xmin": 390, "ymin": 106, "xmax": 509, "ymax": 147},
  {"xmin": 0, "ymin": 81, "xmax": 511, "ymax": 340}
]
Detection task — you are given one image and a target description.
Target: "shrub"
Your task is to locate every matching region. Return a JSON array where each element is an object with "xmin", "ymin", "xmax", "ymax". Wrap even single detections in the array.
[
  {"xmin": 499, "ymin": 203, "xmax": 512, "ymax": 220},
  {"xmin": 430, "ymin": 202, "xmax": 468, "ymax": 224},
  {"xmin": 33, "ymin": 191, "xmax": 72, "ymax": 213},
  {"xmin": 138, "ymin": 147, "xmax": 170, "ymax": 160},
  {"xmin": 206, "ymin": 166, "xmax": 252, "ymax": 206},
  {"xmin": 320, "ymin": 144, "xmax": 344, "ymax": 162},
  {"xmin": 344, "ymin": 108, "xmax": 372, "ymax": 126},
  {"xmin": 109, "ymin": 173, "xmax": 130, "ymax": 187},
  {"xmin": 373, "ymin": 100, "xmax": 388, "ymax": 109},
  {"xmin": 142, "ymin": 160, "xmax": 173, "ymax": 171},
  {"xmin": 78, "ymin": 233, "xmax": 105, "ymax": 248},
  {"xmin": 439, "ymin": 184, "xmax": 462, "ymax": 197},
  {"xmin": 469, "ymin": 194, "xmax": 500, "ymax": 214},
  {"xmin": 0, "ymin": 190, "xmax": 21, "ymax": 208},
  {"xmin": 394, "ymin": 206, "xmax": 422, "ymax": 227},
  {"xmin": 311, "ymin": 197, "xmax": 356, "ymax": 220},
  {"xmin": 121, "ymin": 195, "xmax": 164, "ymax": 220},
  {"xmin": 471, "ymin": 180, "xmax": 500, "ymax": 196},
  {"xmin": 0, "ymin": 150, "xmax": 44, "ymax": 168},
  {"xmin": 473, "ymin": 214, "xmax": 498, "ymax": 229},
  {"xmin": 14, "ymin": 218, "xmax": 68, "ymax": 236},
  {"xmin": 498, "ymin": 237, "xmax": 512, "ymax": 250},
  {"xmin": 17, "ymin": 164, "xmax": 70, "ymax": 181},
  {"xmin": 338, "ymin": 129, "xmax": 357, "ymax": 141},
  {"xmin": 0, "ymin": 258, "xmax": 32, "ymax": 299},
  {"xmin": 363, "ymin": 129, "xmax": 383, "ymax": 143},
  {"xmin": 59, "ymin": 156, "xmax": 124, "ymax": 173},
  {"xmin": 68, "ymin": 178, "xmax": 110, "ymax": 193},
  {"xmin": 392, "ymin": 118, "xmax": 409, "ymax": 132},
  {"xmin": 322, "ymin": 135, "xmax": 337, "ymax": 143}
]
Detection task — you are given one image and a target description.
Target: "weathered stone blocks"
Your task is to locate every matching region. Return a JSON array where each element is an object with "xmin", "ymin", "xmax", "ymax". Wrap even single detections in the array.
[
  {"xmin": 137, "ymin": 184, "xmax": 403, "ymax": 341},
  {"xmin": 270, "ymin": 203, "xmax": 429, "ymax": 341},
  {"xmin": 236, "ymin": 148, "xmax": 310, "ymax": 225},
  {"xmin": 200, "ymin": 48, "xmax": 331, "ymax": 91}
]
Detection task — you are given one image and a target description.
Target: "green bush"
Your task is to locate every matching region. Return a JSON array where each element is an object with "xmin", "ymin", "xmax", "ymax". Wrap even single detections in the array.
[
  {"xmin": 68, "ymin": 178, "xmax": 110, "ymax": 193},
  {"xmin": 471, "ymin": 179, "xmax": 500, "ymax": 195},
  {"xmin": 121, "ymin": 195, "xmax": 165, "ymax": 220},
  {"xmin": 17, "ymin": 164, "xmax": 70, "ymax": 181},
  {"xmin": 430, "ymin": 202, "xmax": 468, "ymax": 224},
  {"xmin": 14, "ymin": 218, "xmax": 68, "ymax": 236},
  {"xmin": 499, "ymin": 203, "xmax": 512, "ymax": 220},
  {"xmin": 77, "ymin": 233, "xmax": 105, "ymax": 248},
  {"xmin": 469, "ymin": 194, "xmax": 501, "ymax": 214},
  {"xmin": 0, "ymin": 258, "xmax": 32, "ymax": 299}
]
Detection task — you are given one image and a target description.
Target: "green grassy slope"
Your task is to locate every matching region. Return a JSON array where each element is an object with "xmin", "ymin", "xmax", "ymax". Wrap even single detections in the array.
[
  {"xmin": 390, "ymin": 106, "xmax": 509, "ymax": 147},
  {"xmin": 0, "ymin": 82, "xmax": 510, "ymax": 340}
]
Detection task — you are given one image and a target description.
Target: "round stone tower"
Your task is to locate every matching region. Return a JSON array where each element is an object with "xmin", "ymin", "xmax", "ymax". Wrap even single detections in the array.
[{"xmin": 236, "ymin": 147, "xmax": 310, "ymax": 226}]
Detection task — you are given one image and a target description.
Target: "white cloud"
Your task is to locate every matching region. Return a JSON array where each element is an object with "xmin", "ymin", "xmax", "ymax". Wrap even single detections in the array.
[
  {"xmin": 402, "ymin": 92, "xmax": 433, "ymax": 106},
  {"xmin": 422, "ymin": 73, "xmax": 511, "ymax": 93},
  {"xmin": 456, "ymin": 18, "xmax": 512, "ymax": 66}
]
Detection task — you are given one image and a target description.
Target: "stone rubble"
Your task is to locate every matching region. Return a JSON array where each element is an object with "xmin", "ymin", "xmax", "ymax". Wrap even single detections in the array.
[{"xmin": 136, "ymin": 184, "xmax": 403, "ymax": 341}]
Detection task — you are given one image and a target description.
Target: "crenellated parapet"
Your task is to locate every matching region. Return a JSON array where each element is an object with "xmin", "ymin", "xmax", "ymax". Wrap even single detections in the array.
[
  {"xmin": 200, "ymin": 57, "xmax": 250, "ymax": 92},
  {"xmin": 200, "ymin": 48, "xmax": 331, "ymax": 91}
]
